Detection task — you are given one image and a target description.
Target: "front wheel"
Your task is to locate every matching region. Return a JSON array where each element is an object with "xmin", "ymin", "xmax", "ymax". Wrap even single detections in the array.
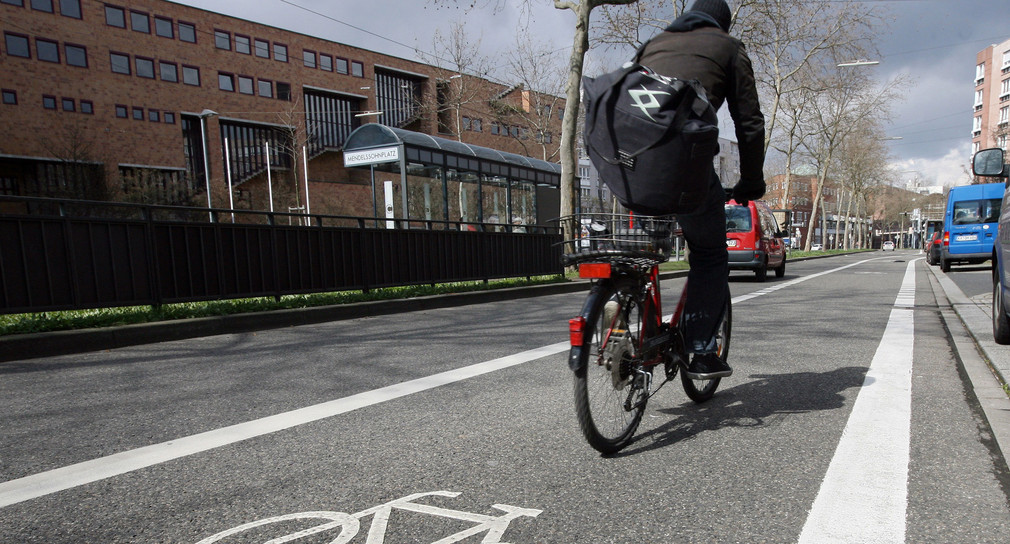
[
  {"xmin": 681, "ymin": 291, "xmax": 730, "ymax": 403},
  {"xmin": 573, "ymin": 280, "xmax": 649, "ymax": 454}
]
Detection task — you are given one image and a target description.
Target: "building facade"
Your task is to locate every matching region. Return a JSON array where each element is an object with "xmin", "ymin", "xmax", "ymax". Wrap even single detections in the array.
[
  {"xmin": 973, "ymin": 38, "xmax": 1010, "ymax": 157},
  {"xmin": 0, "ymin": 0, "xmax": 564, "ymax": 226}
]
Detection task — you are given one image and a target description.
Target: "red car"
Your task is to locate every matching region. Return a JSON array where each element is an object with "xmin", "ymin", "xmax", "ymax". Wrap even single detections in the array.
[
  {"xmin": 925, "ymin": 231, "xmax": 942, "ymax": 265},
  {"xmin": 726, "ymin": 199, "xmax": 787, "ymax": 281}
]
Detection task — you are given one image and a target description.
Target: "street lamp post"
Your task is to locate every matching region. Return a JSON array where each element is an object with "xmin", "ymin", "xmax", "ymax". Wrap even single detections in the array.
[{"xmin": 198, "ymin": 109, "xmax": 218, "ymax": 221}]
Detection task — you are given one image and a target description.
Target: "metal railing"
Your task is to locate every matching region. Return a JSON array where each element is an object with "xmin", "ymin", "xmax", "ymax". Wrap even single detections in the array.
[{"xmin": 0, "ymin": 196, "xmax": 563, "ymax": 314}]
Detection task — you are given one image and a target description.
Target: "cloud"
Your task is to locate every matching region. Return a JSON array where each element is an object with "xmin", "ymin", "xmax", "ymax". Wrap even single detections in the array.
[{"xmin": 889, "ymin": 141, "xmax": 973, "ymax": 189}]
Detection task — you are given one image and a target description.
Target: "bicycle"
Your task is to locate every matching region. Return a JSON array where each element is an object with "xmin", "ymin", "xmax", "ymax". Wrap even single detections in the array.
[{"xmin": 560, "ymin": 212, "xmax": 731, "ymax": 454}]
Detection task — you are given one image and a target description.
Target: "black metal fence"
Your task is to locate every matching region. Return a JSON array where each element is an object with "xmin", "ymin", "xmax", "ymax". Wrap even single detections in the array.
[{"xmin": 0, "ymin": 196, "xmax": 563, "ymax": 315}]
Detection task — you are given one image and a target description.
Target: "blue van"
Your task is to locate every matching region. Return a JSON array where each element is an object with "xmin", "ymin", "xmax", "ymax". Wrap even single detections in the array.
[{"xmin": 940, "ymin": 182, "xmax": 1003, "ymax": 272}]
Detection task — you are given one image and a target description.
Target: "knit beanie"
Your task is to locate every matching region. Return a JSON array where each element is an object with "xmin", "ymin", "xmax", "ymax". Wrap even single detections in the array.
[{"xmin": 690, "ymin": 0, "xmax": 732, "ymax": 32}]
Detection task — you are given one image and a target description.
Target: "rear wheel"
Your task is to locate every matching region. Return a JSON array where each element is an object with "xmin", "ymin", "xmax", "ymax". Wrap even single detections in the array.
[
  {"xmin": 573, "ymin": 280, "xmax": 649, "ymax": 454},
  {"xmin": 681, "ymin": 292, "xmax": 730, "ymax": 403},
  {"xmin": 774, "ymin": 256, "xmax": 786, "ymax": 278},
  {"xmin": 993, "ymin": 267, "xmax": 1010, "ymax": 344},
  {"xmin": 941, "ymin": 258, "xmax": 951, "ymax": 272},
  {"xmin": 755, "ymin": 258, "xmax": 768, "ymax": 282}
]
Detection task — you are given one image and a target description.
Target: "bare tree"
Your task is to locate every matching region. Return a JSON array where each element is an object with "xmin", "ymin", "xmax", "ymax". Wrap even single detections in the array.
[
  {"xmin": 415, "ymin": 20, "xmax": 495, "ymax": 141},
  {"xmin": 497, "ymin": 34, "xmax": 568, "ymax": 161},
  {"xmin": 798, "ymin": 63, "xmax": 907, "ymax": 251}
]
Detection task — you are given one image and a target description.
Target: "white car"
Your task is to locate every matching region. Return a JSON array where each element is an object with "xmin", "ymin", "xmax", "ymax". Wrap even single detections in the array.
[
  {"xmin": 882, "ymin": 241, "xmax": 895, "ymax": 251},
  {"xmin": 810, "ymin": 243, "xmax": 823, "ymax": 251}
]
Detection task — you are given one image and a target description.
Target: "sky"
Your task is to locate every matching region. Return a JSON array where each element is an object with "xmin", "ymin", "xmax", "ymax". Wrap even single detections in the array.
[{"xmin": 174, "ymin": 0, "xmax": 1010, "ymax": 189}]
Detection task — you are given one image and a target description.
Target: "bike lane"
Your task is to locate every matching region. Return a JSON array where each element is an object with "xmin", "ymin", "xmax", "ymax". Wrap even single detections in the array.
[{"xmin": 1, "ymin": 254, "xmax": 1008, "ymax": 542}]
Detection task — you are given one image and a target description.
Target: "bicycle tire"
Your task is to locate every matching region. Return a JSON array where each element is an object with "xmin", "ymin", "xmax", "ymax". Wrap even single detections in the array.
[
  {"xmin": 681, "ymin": 291, "xmax": 731, "ymax": 403},
  {"xmin": 573, "ymin": 279, "xmax": 649, "ymax": 454}
]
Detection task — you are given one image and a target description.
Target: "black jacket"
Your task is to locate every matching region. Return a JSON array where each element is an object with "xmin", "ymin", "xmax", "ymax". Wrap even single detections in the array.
[{"xmin": 637, "ymin": 12, "xmax": 765, "ymax": 186}]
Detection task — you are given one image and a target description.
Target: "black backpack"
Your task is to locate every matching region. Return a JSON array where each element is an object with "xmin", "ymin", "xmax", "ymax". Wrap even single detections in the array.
[{"xmin": 582, "ymin": 62, "xmax": 719, "ymax": 216}]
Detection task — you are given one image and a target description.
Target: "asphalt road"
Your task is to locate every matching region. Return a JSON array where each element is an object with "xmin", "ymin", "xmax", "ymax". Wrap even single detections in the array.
[{"xmin": 1, "ymin": 251, "xmax": 1009, "ymax": 543}]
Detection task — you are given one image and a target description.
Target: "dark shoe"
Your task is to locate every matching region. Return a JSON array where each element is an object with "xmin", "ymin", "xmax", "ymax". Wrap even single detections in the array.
[{"xmin": 686, "ymin": 353, "xmax": 732, "ymax": 380}]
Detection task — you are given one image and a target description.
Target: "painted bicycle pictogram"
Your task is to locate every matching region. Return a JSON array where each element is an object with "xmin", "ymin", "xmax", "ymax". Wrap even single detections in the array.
[{"xmin": 195, "ymin": 490, "xmax": 541, "ymax": 544}]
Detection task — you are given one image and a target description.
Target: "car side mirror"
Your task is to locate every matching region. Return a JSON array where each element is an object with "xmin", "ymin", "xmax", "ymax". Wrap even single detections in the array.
[{"xmin": 973, "ymin": 148, "xmax": 1008, "ymax": 178}]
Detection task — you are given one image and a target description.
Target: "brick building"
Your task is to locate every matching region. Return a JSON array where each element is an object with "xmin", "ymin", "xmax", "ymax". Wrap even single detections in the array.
[{"xmin": 0, "ymin": 0, "xmax": 564, "ymax": 226}]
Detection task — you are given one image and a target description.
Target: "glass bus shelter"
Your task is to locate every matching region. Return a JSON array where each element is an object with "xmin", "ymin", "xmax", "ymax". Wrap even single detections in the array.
[{"xmin": 342, "ymin": 123, "xmax": 561, "ymax": 230}]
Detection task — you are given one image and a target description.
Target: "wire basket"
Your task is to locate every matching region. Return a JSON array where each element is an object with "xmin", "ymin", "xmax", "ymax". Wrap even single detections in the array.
[{"xmin": 555, "ymin": 213, "xmax": 678, "ymax": 267}]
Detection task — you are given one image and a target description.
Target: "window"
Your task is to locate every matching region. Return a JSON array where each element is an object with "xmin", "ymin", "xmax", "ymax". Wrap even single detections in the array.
[
  {"xmin": 80, "ymin": 99, "xmax": 92, "ymax": 114},
  {"xmin": 30, "ymin": 0, "xmax": 52, "ymax": 12},
  {"xmin": 105, "ymin": 5, "xmax": 125, "ymax": 28},
  {"xmin": 110, "ymin": 52, "xmax": 130, "ymax": 74},
  {"xmin": 159, "ymin": 61, "xmax": 178, "ymax": 82},
  {"xmin": 235, "ymin": 34, "xmax": 250, "ymax": 54},
  {"xmin": 4, "ymin": 33, "xmax": 30, "ymax": 58},
  {"xmin": 1001, "ymin": 106, "xmax": 1009, "ymax": 125},
  {"xmin": 273, "ymin": 43, "xmax": 287, "ymax": 62},
  {"xmin": 472, "ymin": 119, "xmax": 482, "ymax": 132},
  {"xmin": 178, "ymin": 22, "xmax": 196, "ymax": 43},
  {"xmin": 155, "ymin": 17, "xmax": 173, "ymax": 38},
  {"xmin": 462, "ymin": 116, "xmax": 471, "ymax": 131},
  {"xmin": 148, "ymin": 109, "xmax": 159, "ymax": 122},
  {"xmin": 335, "ymin": 57, "xmax": 348, "ymax": 74},
  {"xmin": 61, "ymin": 97, "xmax": 74, "ymax": 112},
  {"xmin": 182, "ymin": 65, "xmax": 200, "ymax": 86},
  {"xmin": 132, "ymin": 106, "xmax": 144, "ymax": 120},
  {"xmin": 164, "ymin": 111, "xmax": 175, "ymax": 124},
  {"xmin": 319, "ymin": 54, "xmax": 332, "ymax": 71},
  {"xmin": 276, "ymin": 82, "xmax": 290, "ymax": 100},
  {"xmin": 214, "ymin": 30, "xmax": 230, "ymax": 50},
  {"xmin": 303, "ymin": 49, "xmax": 316, "ymax": 68},
  {"xmin": 218, "ymin": 72, "xmax": 235, "ymax": 91},
  {"xmin": 2, "ymin": 90, "xmax": 17, "ymax": 105},
  {"xmin": 257, "ymin": 79, "xmax": 272, "ymax": 98},
  {"xmin": 65, "ymin": 44, "xmax": 86, "ymax": 67},
  {"xmin": 977, "ymin": 62, "xmax": 986, "ymax": 83},
  {"xmin": 238, "ymin": 75, "xmax": 253, "ymax": 94},
  {"xmin": 36, "ymin": 38, "xmax": 59, "ymax": 62},
  {"xmin": 1002, "ymin": 79, "xmax": 1010, "ymax": 99},
  {"xmin": 59, "ymin": 0, "xmax": 81, "ymax": 18},
  {"xmin": 976, "ymin": 89, "xmax": 984, "ymax": 107},
  {"xmin": 254, "ymin": 38, "xmax": 269, "ymax": 58},
  {"xmin": 1, "ymin": 0, "xmax": 23, "ymax": 6},
  {"xmin": 43, "ymin": 95, "xmax": 56, "ymax": 110},
  {"xmin": 973, "ymin": 115, "xmax": 982, "ymax": 134},
  {"xmin": 135, "ymin": 57, "xmax": 154, "ymax": 79},
  {"xmin": 351, "ymin": 61, "xmax": 364, "ymax": 77},
  {"xmin": 130, "ymin": 11, "xmax": 149, "ymax": 33},
  {"xmin": 490, "ymin": 122, "xmax": 499, "ymax": 135},
  {"xmin": 115, "ymin": 104, "xmax": 127, "ymax": 118}
]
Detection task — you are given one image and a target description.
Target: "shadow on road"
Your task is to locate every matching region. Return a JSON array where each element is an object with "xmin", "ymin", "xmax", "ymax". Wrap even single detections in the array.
[{"xmin": 609, "ymin": 366, "xmax": 867, "ymax": 457}]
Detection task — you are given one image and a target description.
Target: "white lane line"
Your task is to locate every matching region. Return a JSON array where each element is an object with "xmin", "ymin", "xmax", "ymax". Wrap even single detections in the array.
[
  {"xmin": 798, "ymin": 259, "xmax": 916, "ymax": 543},
  {"xmin": 0, "ymin": 256, "xmax": 883, "ymax": 509},
  {"xmin": 0, "ymin": 342, "xmax": 568, "ymax": 509}
]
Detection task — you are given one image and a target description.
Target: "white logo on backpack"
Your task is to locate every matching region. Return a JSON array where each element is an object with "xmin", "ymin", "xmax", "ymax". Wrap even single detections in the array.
[{"xmin": 628, "ymin": 85, "xmax": 670, "ymax": 122}]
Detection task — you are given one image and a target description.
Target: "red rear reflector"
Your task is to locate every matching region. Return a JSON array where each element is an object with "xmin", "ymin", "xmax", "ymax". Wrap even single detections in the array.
[
  {"xmin": 579, "ymin": 263, "xmax": 612, "ymax": 278},
  {"xmin": 569, "ymin": 316, "xmax": 586, "ymax": 346}
]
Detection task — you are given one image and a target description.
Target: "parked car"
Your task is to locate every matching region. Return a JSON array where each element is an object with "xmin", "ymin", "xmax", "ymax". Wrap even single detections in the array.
[
  {"xmin": 810, "ymin": 243, "xmax": 823, "ymax": 251},
  {"xmin": 882, "ymin": 240, "xmax": 895, "ymax": 251},
  {"xmin": 726, "ymin": 199, "xmax": 787, "ymax": 281},
  {"xmin": 939, "ymin": 181, "xmax": 1002, "ymax": 272},
  {"xmin": 971, "ymin": 148, "xmax": 1010, "ymax": 343},
  {"xmin": 925, "ymin": 231, "xmax": 942, "ymax": 265}
]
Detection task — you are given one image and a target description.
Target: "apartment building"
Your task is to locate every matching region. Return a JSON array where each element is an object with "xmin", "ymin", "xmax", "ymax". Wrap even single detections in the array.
[
  {"xmin": 0, "ymin": 0, "xmax": 564, "ymax": 225},
  {"xmin": 973, "ymin": 38, "xmax": 1010, "ymax": 156}
]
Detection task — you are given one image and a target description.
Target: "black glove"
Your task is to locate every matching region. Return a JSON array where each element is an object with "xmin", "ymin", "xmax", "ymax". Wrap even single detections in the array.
[{"xmin": 731, "ymin": 179, "xmax": 765, "ymax": 206}]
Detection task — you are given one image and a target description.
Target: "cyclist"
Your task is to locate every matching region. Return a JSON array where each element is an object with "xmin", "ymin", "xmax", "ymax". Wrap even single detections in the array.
[{"xmin": 637, "ymin": 0, "xmax": 766, "ymax": 379}]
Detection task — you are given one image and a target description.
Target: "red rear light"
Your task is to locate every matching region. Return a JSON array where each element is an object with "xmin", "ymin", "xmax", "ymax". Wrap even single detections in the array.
[
  {"xmin": 569, "ymin": 316, "xmax": 586, "ymax": 346},
  {"xmin": 579, "ymin": 263, "xmax": 612, "ymax": 278},
  {"xmin": 943, "ymin": 231, "xmax": 949, "ymax": 246}
]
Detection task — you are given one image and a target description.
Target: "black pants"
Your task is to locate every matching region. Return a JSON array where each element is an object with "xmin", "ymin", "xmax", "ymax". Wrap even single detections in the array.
[{"xmin": 677, "ymin": 172, "xmax": 728, "ymax": 354}]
